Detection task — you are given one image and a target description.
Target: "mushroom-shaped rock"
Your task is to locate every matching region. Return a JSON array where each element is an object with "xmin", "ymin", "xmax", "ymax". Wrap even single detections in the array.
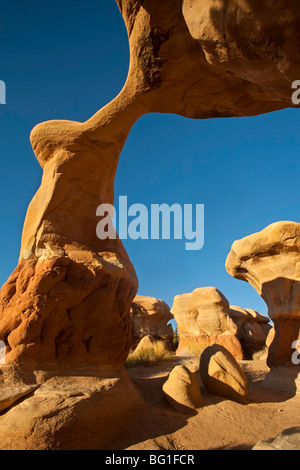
[
  {"xmin": 171, "ymin": 287, "xmax": 243, "ymax": 359},
  {"xmin": 226, "ymin": 221, "xmax": 300, "ymax": 367},
  {"xmin": 130, "ymin": 296, "xmax": 173, "ymax": 349},
  {"xmin": 162, "ymin": 365, "xmax": 203, "ymax": 413},
  {"xmin": 200, "ymin": 344, "xmax": 248, "ymax": 404}
]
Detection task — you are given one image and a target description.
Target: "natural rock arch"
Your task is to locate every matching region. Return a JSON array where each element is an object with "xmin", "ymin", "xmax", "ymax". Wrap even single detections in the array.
[{"xmin": 0, "ymin": 0, "xmax": 299, "ymax": 369}]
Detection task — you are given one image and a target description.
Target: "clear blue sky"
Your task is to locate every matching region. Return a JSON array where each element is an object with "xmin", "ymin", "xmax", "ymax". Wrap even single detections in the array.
[{"xmin": 0, "ymin": 0, "xmax": 299, "ymax": 319}]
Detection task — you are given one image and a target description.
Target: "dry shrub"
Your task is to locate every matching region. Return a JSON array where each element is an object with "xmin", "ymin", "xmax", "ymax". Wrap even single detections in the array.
[
  {"xmin": 182, "ymin": 339, "xmax": 212, "ymax": 358},
  {"xmin": 125, "ymin": 341, "xmax": 174, "ymax": 368},
  {"xmin": 252, "ymin": 346, "xmax": 268, "ymax": 361}
]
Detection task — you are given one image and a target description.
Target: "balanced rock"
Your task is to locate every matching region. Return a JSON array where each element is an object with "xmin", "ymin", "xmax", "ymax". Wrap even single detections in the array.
[
  {"xmin": 200, "ymin": 344, "xmax": 248, "ymax": 404},
  {"xmin": 130, "ymin": 296, "xmax": 173, "ymax": 349},
  {"xmin": 163, "ymin": 365, "xmax": 203, "ymax": 413},
  {"xmin": 226, "ymin": 221, "xmax": 300, "ymax": 367},
  {"xmin": 172, "ymin": 287, "xmax": 243, "ymax": 359}
]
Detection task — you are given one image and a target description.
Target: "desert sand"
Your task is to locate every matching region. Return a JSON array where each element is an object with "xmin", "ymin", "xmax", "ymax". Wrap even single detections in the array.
[{"xmin": 109, "ymin": 357, "xmax": 300, "ymax": 451}]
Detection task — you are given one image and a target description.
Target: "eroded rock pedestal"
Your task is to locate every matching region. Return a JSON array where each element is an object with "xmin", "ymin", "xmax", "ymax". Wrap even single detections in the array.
[
  {"xmin": 226, "ymin": 221, "xmax": 300, "ymax": 368},
  {"xmin": 171, "ymin": 287, "xmax": 270, "ymax": 359},
  {"xmin": 172, "ymin": 287, "xmax": 244, "ymax": 359},
  {"xmin": 0, "ymin": 76, "xmax": 144, "ymax": 449}
]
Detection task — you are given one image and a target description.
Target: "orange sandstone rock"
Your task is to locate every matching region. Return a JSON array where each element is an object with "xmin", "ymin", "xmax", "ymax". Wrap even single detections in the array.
[
  {"xmin": 172, "ymin": 287, "xmax": 244, "ymax": 359},
  {"xmin": 1, "ymin": 0, "xmax": 300, "ymax": 369},
  {"xmin": 226, "ymin": 221, "xmax": 300, "ymax": 367},
  {"xmin": 0, "ymin": 0, "xmax": 300, "ymax": 449},
  {"xmin": 130, "ymin": 295, "xmax": 173, "ymax": 349}
]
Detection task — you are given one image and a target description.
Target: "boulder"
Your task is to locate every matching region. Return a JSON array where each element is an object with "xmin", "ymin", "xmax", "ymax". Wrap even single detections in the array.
[
  {"xmin": 130, "ymin": 296, "xmax": 173, "ymax": 349},
  {"xmin": 162, "ymin": 365, "xmax": 203, "ymax": 413},
  {"xmin": 253, "ymin": 427, "xmax": 300, "ymax": 451},
  {"xmin": 133, "ymin": 335, "xmax": 156, "ymax": 354},
  {"xmin": 226, "ymin": 221, "xmax": 300, "ymax": 367},
  {"xmin": 199, "ymin": 344, "xmax": 248, "ymax": 404},
  {"xmin": 172, "ymin": 287, "xmax": 244, "ymax": 359}
]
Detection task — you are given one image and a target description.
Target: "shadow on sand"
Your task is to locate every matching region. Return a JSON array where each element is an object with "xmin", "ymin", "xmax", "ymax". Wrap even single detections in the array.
[{"xmin": 107, "ymin": 357, "xmax": 299, "ymax": 450}]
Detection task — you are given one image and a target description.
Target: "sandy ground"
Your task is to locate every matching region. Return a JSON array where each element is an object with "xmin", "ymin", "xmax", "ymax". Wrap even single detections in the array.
[{"xmin": 108, "ymin": 357, "xmax": 300, "ymax": 451}]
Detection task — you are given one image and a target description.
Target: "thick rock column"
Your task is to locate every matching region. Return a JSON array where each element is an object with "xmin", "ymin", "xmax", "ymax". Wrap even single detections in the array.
[{"xmin": 0, "ymin": 87, "xmax": 145, "ymax": 369}]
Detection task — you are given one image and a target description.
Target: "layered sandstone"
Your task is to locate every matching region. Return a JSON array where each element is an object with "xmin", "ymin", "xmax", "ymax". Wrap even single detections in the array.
[
  {"xmin": 229, "ymin": 306, "xmax": 272, "ymax": 358},
  {"xmin": 172, "ymin": 288, "xmax": 270, "ymax": 359},
  {"xmin": 163, "ymin": 365, "xmax": 203, "ymax": 413},
  {"xmin": 172, "ymin": 287, "xmax": 244, "ymax": 359},
  {"xmin": 0, "ymin": 365, "xmax": 144, "ymax": 450},
  {"xmin": 226, "ymin": 221, "xmax": 300, "ymax": 367},
  {"xmin": 200, "ymin": 344, "xmax": 248, "ymax": 404},
  {"xmin": 117, "ymin": 0, "xmax": 300, "ymax": 118}
]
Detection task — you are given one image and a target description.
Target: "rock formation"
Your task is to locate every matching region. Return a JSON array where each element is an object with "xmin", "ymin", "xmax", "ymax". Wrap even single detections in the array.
[
  {"xmin": 117, "ymin": 0, "xmax": 300, "ymax": 118},
  {"xmin": 171, "ymin": 287, "xmax": 270, "ymax": 359},
  {"xmin": 0, "ymin": 0, "xmax": 300, "ymax": 449},
  {"xmin": 229, "ymin": 306, "xmax": 271, "ymax": 358},
  {"xmin": 130, "ymin": 295, "xmax": 173, "ymax": 349},
  {"xmin": 253, "ymin": 427, "xmax": 300, "ymax": 451},
  {"xmin": 162, "ymin": 365, "xmax": 203, "ymax": 413},
  {"xmin": 1, "ymin": 0, "xmax": 299, "ymax": 369},
  {"xmin": 132, "ymin": 334, "xmax": 156, "ymax": 355},
  {"xmin": 226, "ymin": 221, "xmax": 300, "ymax": 367},
  {"xmin": 200, "ymin": 344, "xmax": 248, "ymax": 404},
  {"xmin": 0, "ymin": 366, "xmax": 144, "ymax": 450}
]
